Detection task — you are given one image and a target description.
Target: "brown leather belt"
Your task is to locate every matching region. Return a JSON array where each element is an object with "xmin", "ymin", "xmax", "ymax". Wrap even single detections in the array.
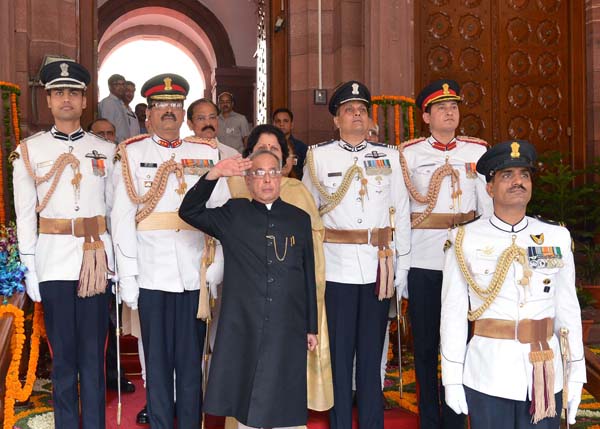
[
  {"xmin": 473, "ymin": 317, "xmax": 554, "ymax": 344},
  {"xmin": 324, "ymin": 227, "xmax": 392, "ymax": 247},
  {"xmin": 39, "ymin": 215, "xmax": 106, "ymax": 237},
  {"xmin": 411, "ymin": 211, "xmax": 476, "ymax": 229},
  {"xmin": 136, "ymin": 211, "xmax": 197, "ymax": 232}
]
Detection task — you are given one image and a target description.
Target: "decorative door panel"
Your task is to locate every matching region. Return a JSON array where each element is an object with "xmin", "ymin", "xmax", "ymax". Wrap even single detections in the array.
[{"xmin": 416, "ymin": 0, "xmax": 584, "ymax": 159}]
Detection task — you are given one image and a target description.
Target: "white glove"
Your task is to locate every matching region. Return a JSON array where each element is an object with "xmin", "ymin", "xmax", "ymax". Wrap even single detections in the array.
[
  {"xmin": 445, "ymin": 384, "xmax": 469, "ymax": 415},
  {"xmin": 24, "ymin": 269, "xmax": 42, "ymax": 302},
  {"xmin": 395, "ymin": 268, "xmax": 409, "ymax": 299},
  {"xmin": 206, "ymin": 244, "xmax": 224, "ymax": 299},
  {"xmin": 567, "ymin": 381, "xmax": 583, "ymax": 424},
  {"xmin": 119, "ymin": 276, "xmax": 139, "ymax": 310}
]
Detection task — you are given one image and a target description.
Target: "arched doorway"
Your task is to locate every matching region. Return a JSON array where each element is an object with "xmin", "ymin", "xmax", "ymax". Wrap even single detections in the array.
[{"xmin": 98, "ymin": 0, "xmax": 256, "ymax": 124}]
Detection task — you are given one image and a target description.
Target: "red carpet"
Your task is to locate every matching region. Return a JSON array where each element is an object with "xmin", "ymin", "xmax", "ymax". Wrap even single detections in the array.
[{"xmin": 105, "ymin": 378, "xmax": 418, "ymax": 429}]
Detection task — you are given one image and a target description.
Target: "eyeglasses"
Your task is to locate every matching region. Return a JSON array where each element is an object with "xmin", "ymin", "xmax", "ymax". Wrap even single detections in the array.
[
  {"xmin": 193, "ymin": 115, "xmax": 218, "ymax": 122},
  {"xmin": 151, "ymin": 102, "xmax": 184, "ymax": 110},
  {"xmin": 246, "ymin": 168, "xmax": 282, "ymax": 178}
]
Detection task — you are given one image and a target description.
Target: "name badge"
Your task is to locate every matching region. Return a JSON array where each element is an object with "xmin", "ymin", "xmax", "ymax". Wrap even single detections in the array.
[
  {"xmin": 36, "ymin": 160, "xmax": 54, "ymax": 169},
  {"xmin": 327, "ymin": 171, "xmax": 342, "ymax": 177},
  {"xmin": 140, "ymin": 162, "xmax": 158, "ymax": 168}
]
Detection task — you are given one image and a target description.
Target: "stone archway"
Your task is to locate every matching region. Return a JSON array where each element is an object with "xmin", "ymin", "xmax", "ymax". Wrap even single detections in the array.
[
  {"xmin": 99, "ymin": 0, "xmax": 236, "ymax": 68},
  {"xmin": 99, "ymin": 25, "xmax": 213, "ymax": 98}
]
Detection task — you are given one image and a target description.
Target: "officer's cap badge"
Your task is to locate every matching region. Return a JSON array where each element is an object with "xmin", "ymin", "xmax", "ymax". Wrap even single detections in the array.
[
  {"xmin": 510, "ymin": 141, "xmax": 520, "ymax": 159},
  {"xmin": 60, "ymin": 63, "xmax": 69, "ymax": 77},
  {"xmin": 442, "ymin": 83, "xmax": 450, "ymax": 95},
  {"xmin": 164, "ymin": 77, "xmax": 173, "ymax": 91},
  {"xmin": 351, "ymin": 83, "xmax": 359, "ymax": 95}
]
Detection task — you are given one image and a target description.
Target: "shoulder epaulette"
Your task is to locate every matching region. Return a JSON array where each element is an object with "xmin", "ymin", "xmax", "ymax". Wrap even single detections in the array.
[
  {"xmin": 457, "ymin": 135, "xmax": 489, "ymax": 147},
  {"xmin": 451, "ymin": 214, "xmax": 481, "ymax": 229},
  {"xmin": 183, "ymin": 136, "xmax": 218, "ymax": 148},
  {"xmin": 20, "ymin": 130, "xmax": 46, "ymax": 143},
  {"xmin": 400, "ymin": 137, "xmax": 426, "ymax": 150},
  {"xmin": 87, "ymin": 131, "xmax": 111, "ymax": 143},
  {"xmin": 369, "ymin": 141, "xmax": 398, "ymax": 150},
  {"xmin": 534, "ymin": 215, "xmax": 564, "ymax": 227},
  {"xmin": 9, "ymin": 131, "xmax": 47, "ymax": 163},
  {"xmin": 121, "ymin": 133, "xmax": 150, "ymax": 146},
  {"xmin": 309, "ymin": 139, "xmax": 335, "ymax": 149}
]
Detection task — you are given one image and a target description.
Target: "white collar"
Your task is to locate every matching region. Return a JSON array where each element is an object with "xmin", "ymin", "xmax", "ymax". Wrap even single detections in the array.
[{"xmin": 489, "ymin": 214, "xmax": 528, "ymax": 233}]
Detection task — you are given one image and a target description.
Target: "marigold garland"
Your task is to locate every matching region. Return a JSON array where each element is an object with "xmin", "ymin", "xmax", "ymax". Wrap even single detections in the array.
[
  {"xmin": 371, "ymin": 95, "xmax": 417, "ymax": 146},
  {"xmin": 0, "ymin": 82, "xmax": 21, "ymax": 225},
  {"xmin": 1, "ymin": 302, "xmax": 44, "ymax": 429}
]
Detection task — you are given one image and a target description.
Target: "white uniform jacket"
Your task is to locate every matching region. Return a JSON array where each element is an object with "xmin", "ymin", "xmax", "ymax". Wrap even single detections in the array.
[
  {"xmin": 111, "ymin": 135, "xmax": 230, "ymax": 292},
  {"xmin": 13, "ymin": 128, "xmax": 116, "ymax": 281},
  {"xmin": 440, "ymin": 215, "xmax": 586, "ymax": 401},
  {"xmin": 302, "ymin": 140, "xmax": 411, "ymax": 285},
  {"xmin": 402, "ymin": 136, "xmax": 492, "ymax": 271}
]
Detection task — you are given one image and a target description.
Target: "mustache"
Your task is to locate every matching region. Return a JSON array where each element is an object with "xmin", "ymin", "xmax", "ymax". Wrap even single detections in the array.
[
  {"xmin": 161, "ymin": 112, "xmax": 176, "ymax": 120},
  {"xmin": 202, "ymin": 125, "xmax": 215, "ymax": 132},
  {"xmin": 510, "ymin": 184, "xmax": 527, "ymax": 191}
]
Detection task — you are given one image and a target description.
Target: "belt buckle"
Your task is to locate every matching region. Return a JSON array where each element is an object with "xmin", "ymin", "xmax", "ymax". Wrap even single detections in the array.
[
  {"xmin": 71, "ymin": 218, "xmax": 76, "ymax": 236},
  {"xmin": 367, "ymin": 228, "xmax": 372, "ymax": 245}
]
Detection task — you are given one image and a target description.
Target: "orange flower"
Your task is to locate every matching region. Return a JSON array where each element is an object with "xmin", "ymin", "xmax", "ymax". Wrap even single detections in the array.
[
  {"xmin": 1, "ymin": 302, "xmax": 45, "ymax": 429},
  {"xmin": 370, "ymin": 95, "xmax": 417, "ymax": 144}
]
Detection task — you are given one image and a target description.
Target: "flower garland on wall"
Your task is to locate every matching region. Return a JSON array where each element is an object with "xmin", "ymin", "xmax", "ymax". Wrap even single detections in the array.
[
  {"xmin": 371, "ymin": 95, "xmax": 417, "ymax": 146},
  {"xmin": 0, "ymin": 223, "xmax": 44, "ymax": 429},
  {"xmin": 0, "ymin": 82, "xmax": 21, "ymax": 225}
]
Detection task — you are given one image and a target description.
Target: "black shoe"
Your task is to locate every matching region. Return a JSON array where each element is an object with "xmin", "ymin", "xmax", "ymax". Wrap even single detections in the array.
[
  {"xmin": 136, "ymin": 405, "xmax": 149, "ymax": 425},
  {"xmin": 106, "ymin": 376, "xmax": 136, "ymax": 393}
]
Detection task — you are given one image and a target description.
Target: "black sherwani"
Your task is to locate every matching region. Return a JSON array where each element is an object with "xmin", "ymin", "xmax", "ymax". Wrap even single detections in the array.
[{"xmin": 179, "ymin": 175, "xmax": 318, "ymax": 428}]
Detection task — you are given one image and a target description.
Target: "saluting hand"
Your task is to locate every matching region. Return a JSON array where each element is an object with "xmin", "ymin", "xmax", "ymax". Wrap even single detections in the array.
[
  {"xmin": 206, "ymin": 154, "xmax": 252, "ymax": 180},
  {"xmin": 307, "ymin": 334, "xmax": 318, "ymax": 351}
]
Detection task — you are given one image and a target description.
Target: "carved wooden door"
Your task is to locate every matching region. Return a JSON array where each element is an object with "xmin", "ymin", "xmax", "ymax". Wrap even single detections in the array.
[{"xmin": 416, "ymin": 0, "xmax": 585, "ymax": 162}]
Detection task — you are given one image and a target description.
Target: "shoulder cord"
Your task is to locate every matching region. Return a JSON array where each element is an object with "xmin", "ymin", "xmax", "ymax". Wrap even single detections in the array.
[
  {"xmin": 19, "ymin": 140, "xmax": 82, "ymax": 213},
  {"xmin": 454, "ymin": 226, "xmax": 532, "ymax": 321},
  {"xmin": 399, "ymin": 151, "xmax": 462, "ymax": 228},
  {"xmin": 306, "ymin": 149, "xmax": 368, "ymax": 216},
  {"xmin": 117, "ymin": 143, "xmax": 187, "ymax": 223}
]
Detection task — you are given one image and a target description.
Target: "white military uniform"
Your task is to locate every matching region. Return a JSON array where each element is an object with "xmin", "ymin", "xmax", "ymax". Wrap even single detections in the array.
[
  {"xmin": 111, "ymin": 133, "xmax": 230, "ymax": 428},
  {"xmin": 302, "ymin": 139, "xmax": 411, "ymax": 429},
  {"xmin": 13, "ymin": 127, "xmax": 116, "ymax": 278},
  {"xmin": 441, "ymin": 215, "xmax": 586, "ymax": 399},
  {"xmin": 302, "ymin": 140, "xmax": 411, "ymax": 282},
  {"xmin": 402, "ymin": 136, "xmax": 492, "ymax": 270},
  {"xmin": 111, "ymin": 134, "xmax": 230, "ymax": 290},
  {"xmin": 13, "ymin": 126, "xmax": 116, "ymax": 429}
]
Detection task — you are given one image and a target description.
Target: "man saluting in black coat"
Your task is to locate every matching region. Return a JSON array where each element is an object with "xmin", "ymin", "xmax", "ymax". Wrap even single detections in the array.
[{"xmin": 179, "ymin": 149, "xmax": 318, "ymax": 429}]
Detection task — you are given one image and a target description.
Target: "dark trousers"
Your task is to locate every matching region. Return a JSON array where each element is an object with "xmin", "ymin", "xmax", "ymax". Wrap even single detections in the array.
[
  {"xmin": 465, "ymin": 386, "xmax": 562, "ymax": 429},
  {"xmin": 40, "ymin": 280, "xmax": 109, "ymax": 429},
  {"xmin": 326, "ymin": 281, "xmax": 389, "ymax": 429},
  {"xmin": 138, "ymin": 289, "xmax": 206, "ymax": 429},
  {"xmin": 408, "ymin": 268, "xmax": 465, "ymax": 429}
]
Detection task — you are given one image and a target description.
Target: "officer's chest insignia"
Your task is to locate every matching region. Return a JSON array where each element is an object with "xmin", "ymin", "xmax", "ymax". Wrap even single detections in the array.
[
  {"xmin": 527, "ymin": 246, "xmax": 564, "ymax": 269},
  {"xmin": 327, "ymin": 171, "xmax": 342, "ymax": 177},
  {"xmin": 363, "ymin": 159, "xmax": 391, "ymax": 176},
  {"xmin": 530, "ymin": 233, "xmax": 544, "ymax": 245},
  {"xmin": 465, "ymin": 162, "xmax": 477, "ymax": 179},
  {"xmin": 85, "ymin": 150, "xmax": 107, "ymax": 160},
  {"xmin": 364, "ymin": 150, "xmax": 387, "ymax": 159},
  {"xmin": 480, "ymin": 246, "xmax": 495, "ymax": 256},
  {"xmin": 181, "ymin": 158, "xmax": 214, "ymax": 175},
  {"xmin": 91, "ymin": 158, "xmax": 106, "ymax": 176}
]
